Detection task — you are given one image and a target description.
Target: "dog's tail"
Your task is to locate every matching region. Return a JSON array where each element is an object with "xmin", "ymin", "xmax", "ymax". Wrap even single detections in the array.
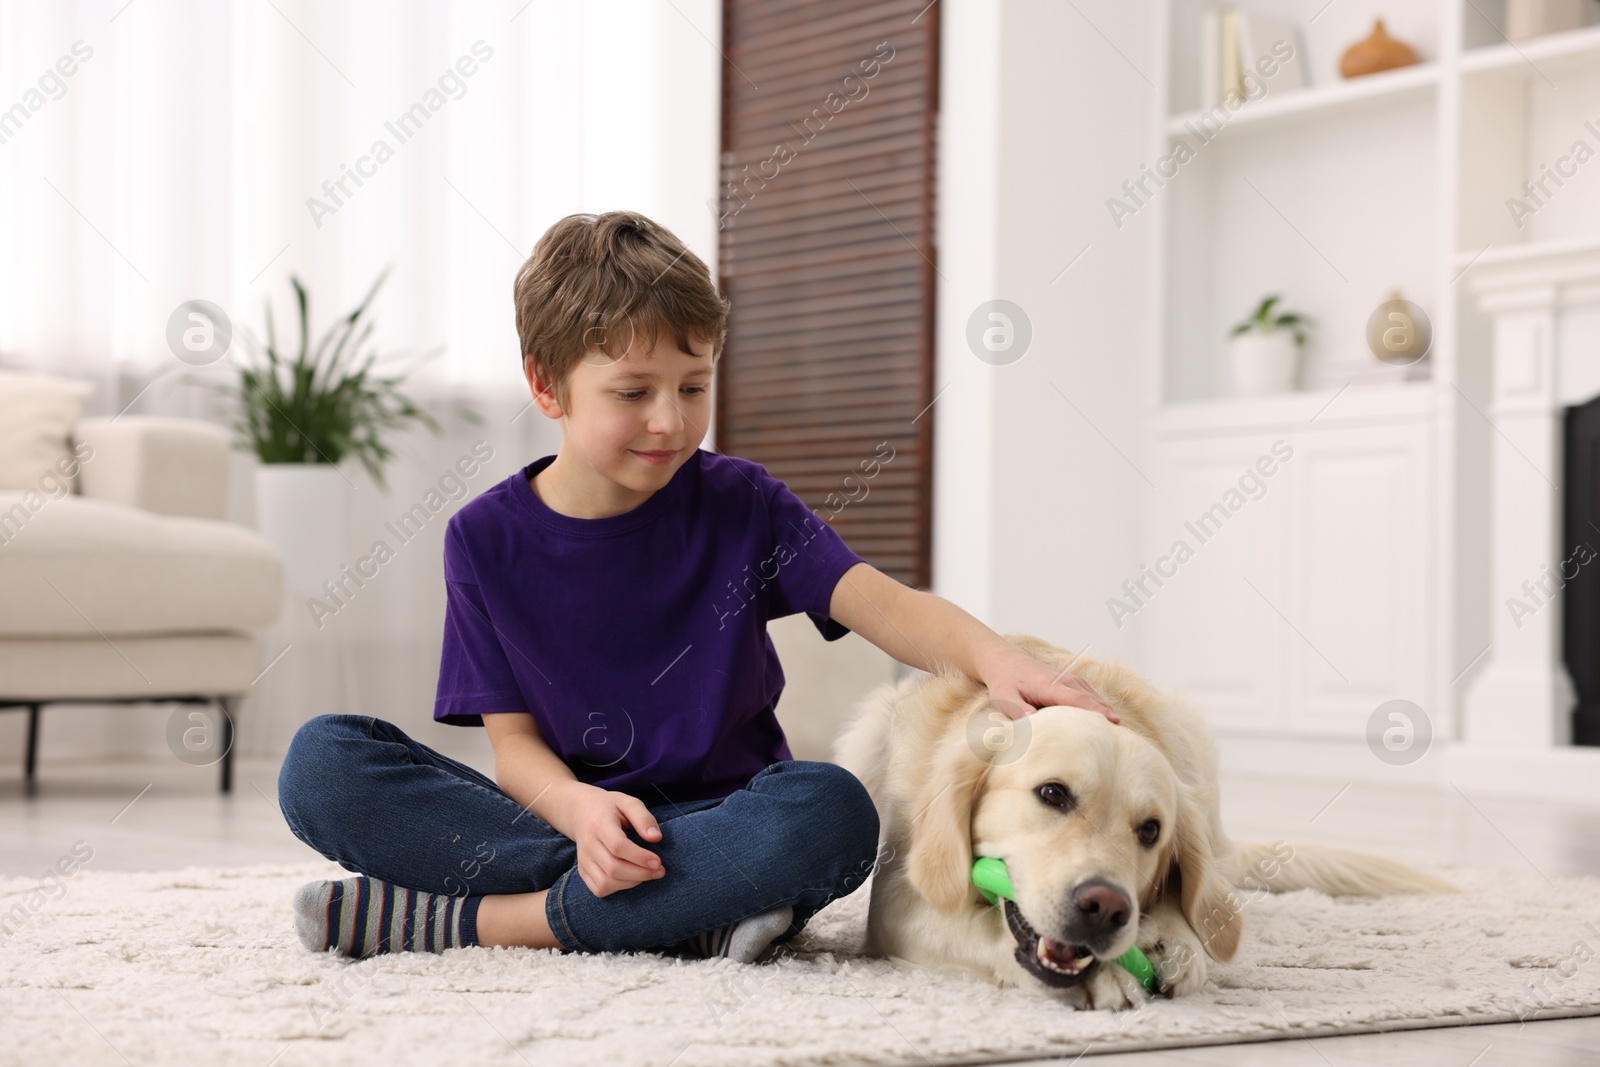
[{"xmin": 1228, "ymin": 841, "xmax": 1457, "ymax": 896}]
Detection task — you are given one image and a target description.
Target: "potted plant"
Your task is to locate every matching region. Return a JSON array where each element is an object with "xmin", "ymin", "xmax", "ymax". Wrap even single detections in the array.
[
  {"xmin": 190, "ymin": 267, "xmax": 477, "ymax": 593},
  {"xmin": 1227, "ymin": 294, "xmax": 1311, "ymax": 396}
]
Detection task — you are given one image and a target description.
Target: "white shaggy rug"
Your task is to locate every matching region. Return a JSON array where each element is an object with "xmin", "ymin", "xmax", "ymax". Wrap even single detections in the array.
[{"xmin": 3, "ymin": 861, "xmax": 1599, "ymax": 1066}]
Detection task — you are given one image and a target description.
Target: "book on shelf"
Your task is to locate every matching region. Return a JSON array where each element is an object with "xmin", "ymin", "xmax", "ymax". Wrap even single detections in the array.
[{"xmin": 1198, "ymin": 6, "xmax": 1307, "ymax": 110}]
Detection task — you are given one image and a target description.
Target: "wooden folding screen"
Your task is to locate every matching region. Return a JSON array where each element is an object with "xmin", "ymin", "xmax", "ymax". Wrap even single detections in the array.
[{"xmin": 715, "ymin": 0, "xmax": 939, "ymax": 589}]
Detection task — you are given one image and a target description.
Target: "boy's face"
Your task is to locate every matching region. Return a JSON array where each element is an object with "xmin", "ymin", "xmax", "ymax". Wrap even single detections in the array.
[{"xmin": 525, "ymin": 320, "xmax": 714, "ymax": 497}]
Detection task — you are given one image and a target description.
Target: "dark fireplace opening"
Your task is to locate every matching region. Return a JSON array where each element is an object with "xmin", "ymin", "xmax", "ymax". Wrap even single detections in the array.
[{"xmin": 1564, "ymin": 395, "xmax": 1600, "ymax": 746}]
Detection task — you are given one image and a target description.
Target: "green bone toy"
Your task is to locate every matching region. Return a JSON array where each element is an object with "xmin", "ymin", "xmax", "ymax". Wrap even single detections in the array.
[{"xmin": 973, "ymin": 856, "xmax": 1157, "ymax": 993}]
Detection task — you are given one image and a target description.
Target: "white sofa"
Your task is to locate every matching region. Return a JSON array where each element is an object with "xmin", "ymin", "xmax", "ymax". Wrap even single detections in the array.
[{"xmin": 0, "ymin": 416, "xmax": 283, "ymax": 794}]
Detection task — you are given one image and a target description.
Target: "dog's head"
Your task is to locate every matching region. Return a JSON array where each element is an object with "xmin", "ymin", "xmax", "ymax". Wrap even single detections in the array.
[{"xmin": 905, "ymin": 702, "xmax": 1242, "ymax": 990}]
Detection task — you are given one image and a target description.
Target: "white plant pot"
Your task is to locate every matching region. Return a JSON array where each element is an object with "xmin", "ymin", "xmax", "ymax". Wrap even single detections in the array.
[
  {"xmin": 254, "ymin": 463, "xmax": 347, "ymax": 596},
  {"xmin": 1228, "ymin": 330, "xmax": 1301, "ymax": 396}
]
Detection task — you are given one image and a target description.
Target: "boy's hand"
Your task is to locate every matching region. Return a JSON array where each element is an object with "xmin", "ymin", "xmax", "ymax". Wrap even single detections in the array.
[
  {"xmin": 980, "ymin": 646, "xmax": 1119, "ymax": 724},
  {"xmin": 561, "ymin": 783, "xmax": 668, "ymax": 897}
]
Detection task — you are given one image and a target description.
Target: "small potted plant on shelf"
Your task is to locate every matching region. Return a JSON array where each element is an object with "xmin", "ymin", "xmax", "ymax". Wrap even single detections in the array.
[{"xmin": 1227, "ymin": 294, "xmax": 1311, "ymax": 396}]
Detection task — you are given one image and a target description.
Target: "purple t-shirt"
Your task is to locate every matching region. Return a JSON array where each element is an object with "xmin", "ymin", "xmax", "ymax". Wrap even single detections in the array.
[{"xmin": 432, "ymin": 448, "xmax": 867, "ymax": 805}]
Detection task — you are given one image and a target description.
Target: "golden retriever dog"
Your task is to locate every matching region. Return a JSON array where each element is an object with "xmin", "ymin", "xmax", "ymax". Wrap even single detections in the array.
[{"xmin": 833, "ymin": 633, "xmax": 1455, "ymax": 1010}]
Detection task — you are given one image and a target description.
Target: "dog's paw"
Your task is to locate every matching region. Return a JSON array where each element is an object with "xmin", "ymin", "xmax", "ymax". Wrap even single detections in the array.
[
  {"xmin": 1083, "ymin": 960, "xmax": 1151, "ymax": 1011},
  {"xmin": 1140, "ymin": 921, "xmax": 1208, "ymax": 999}
]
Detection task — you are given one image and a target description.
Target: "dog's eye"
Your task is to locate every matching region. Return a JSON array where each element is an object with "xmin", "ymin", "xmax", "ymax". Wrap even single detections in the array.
[
  {"xmin": 1137, "ymin": 819, "xmax": 1160, "ymax": 847},
  {"xmin": 1036, "ymin": 782, "xmax": 1073, "ymax": 809}
]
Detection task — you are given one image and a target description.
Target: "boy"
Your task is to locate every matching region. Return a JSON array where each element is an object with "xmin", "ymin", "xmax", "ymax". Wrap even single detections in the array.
[{"xmin": 277, "ymin": 211, "xmax": 1116, "ymax": 963}]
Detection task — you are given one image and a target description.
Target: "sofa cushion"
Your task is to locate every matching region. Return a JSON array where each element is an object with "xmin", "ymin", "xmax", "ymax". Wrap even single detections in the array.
[
  {"xmin": 74, "ymin": 416, "xmax": 232, "ymax": 520},
  {"xmin": 0, "ymin": 633, "xmax": 264, "ymax": 701},
  {"xmin": 0, "ymin": 492, "xmax": 282, "ymax": 637},
  {"xmin": 0, "ymin": 369, "xmax": 95, "ymax": 492}
]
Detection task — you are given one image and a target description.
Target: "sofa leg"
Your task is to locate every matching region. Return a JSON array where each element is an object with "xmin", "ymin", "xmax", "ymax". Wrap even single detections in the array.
[
  {"xmin": 219, "ymin": 697, "xmax": 235, "ymax": 794},
  {"xmin": 24, "ymin": 703, "xmax": 40, "ymax": 797}
]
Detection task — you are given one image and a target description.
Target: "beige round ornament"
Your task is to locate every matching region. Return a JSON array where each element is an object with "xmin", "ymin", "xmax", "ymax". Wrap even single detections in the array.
[{"xmin": 1365, "ymin": 291, "xmax": 1432, "ymax": 365}]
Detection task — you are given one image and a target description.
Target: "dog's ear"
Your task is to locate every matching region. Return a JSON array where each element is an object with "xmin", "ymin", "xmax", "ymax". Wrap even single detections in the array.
[
  {"xmin": 906, "ymin": 727, "xmax": 993, "ymax": 915},
  {"xmin": 1168, "ymin": 785, "xmax": 1243, "ymax": 961}
]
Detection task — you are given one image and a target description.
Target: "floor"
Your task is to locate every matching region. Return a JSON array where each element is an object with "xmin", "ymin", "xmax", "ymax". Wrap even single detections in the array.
[{"xmin": 3, "ymin": 756, "xmax": 1598, "ymax": 1066}]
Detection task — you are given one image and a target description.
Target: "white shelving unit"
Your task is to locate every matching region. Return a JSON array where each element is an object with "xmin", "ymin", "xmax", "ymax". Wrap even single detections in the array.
[
  {"xmin": 1138, "ymin": 1, "xmax": 1600, "ymax": 792},
  {"xmin": 1162, "ymin": 60, "xmax": 1441, "ymax": 138},
  {"xmin": 1150, "ymin": 0, "xmax": 1459, "ymax": 405},
  {"xmin": 1460, "ymin": 19, "xmax": 1600, "ymax": 71}
]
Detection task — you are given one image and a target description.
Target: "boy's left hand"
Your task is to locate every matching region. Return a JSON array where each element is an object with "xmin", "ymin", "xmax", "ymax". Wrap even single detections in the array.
[{"xmin": 980, "ymin": 647, "xmax": 1119, "ymax": 724}]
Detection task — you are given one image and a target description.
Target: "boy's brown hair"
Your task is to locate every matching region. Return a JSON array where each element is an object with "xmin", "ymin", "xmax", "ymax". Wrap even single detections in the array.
[{"xmin": 513, "ymin": 211, "xmax": 730, "ymax": 410}]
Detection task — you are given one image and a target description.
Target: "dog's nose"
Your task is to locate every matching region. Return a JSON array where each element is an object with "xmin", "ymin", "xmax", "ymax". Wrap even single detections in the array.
[{"xmin": 1072, "ymin": 879, "xmax": 1130, "ymax": 930}]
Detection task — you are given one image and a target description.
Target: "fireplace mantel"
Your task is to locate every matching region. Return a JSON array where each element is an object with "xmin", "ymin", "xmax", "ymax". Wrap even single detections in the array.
[{"xmin": 1442, "ymin": 238, "xmax": 1600, "ymax": 800}]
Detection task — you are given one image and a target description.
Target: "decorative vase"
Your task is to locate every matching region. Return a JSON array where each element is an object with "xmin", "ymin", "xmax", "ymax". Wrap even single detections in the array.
[
  {"xmin": 1339, "ymin": 19, "xmax": 1421, "ymax": 78},
  {"xmin": 1367, "ymin": 290, "xmax": 1433, "ymax": 365},
  {"xmin": 1229, "ymin": 331, "xmax": 1301, "ymax": 396},
  {"xmin": 253, "ymin": 463, "xmax": 347, "ymax": 597}
]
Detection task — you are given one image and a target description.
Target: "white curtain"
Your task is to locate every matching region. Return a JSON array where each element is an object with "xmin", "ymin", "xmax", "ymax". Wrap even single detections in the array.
[{"xmin": 0, "ymin": 0, "xmax": 722, "ymax": 762}]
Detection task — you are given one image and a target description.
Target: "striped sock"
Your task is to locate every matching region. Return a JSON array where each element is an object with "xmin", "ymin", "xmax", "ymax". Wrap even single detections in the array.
[
  {"xmin": 292, "ymin": 876, "xmax": 480, "ymax": 959},
  {"xmin": 673, "ymin": 903, "xmax": 793, "ymax": 963}
]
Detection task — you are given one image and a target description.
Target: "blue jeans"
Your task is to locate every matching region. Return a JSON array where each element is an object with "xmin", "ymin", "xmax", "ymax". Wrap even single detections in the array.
[{"xmin": 275, "ymin": 713, "xmax": 882, "ymax": 955}]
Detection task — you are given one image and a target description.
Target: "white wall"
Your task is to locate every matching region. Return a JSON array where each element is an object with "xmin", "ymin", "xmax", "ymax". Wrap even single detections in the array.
[
  {"xmin": 931, "ymin": 0, "xmax": 1000, "ymax": 623},
  {"xmin": 935, "ymin": 0, "xmax": 1153, "ymax": 666}
]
